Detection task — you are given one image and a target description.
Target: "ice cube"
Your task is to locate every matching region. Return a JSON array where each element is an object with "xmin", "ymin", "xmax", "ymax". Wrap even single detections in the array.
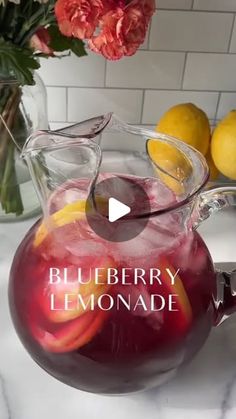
[
  {"xmin": 48, "ymin": 179, "xmax": 91, "ymax": 213},
  {"xmin": 113, "ymin": 231, "xmax": 161, "ymax": 269},
  {"xmin": 140, "ymin": 176, "xmax": 177, "ymax": 210},
  {"xmin": 117, "ymin": 284, "xmax": 163, "ymax": 328},
  {"xmin": 66, "ymin": 239, "xmax": 107, "ymax": 258}
]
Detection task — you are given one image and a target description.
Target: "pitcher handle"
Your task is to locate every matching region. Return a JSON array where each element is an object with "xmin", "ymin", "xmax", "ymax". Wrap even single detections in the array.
[{"xmin": 195, "ymin": 185, "xmax": 236, "ymax": 324}]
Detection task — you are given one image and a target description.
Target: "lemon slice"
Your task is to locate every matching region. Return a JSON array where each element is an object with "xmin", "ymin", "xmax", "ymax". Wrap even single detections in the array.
[
  {"xmin": 159, "ymin": 257, "xmax": 193, "ymax": 326},
  {"xmin": 34, "ymin": 195, "xmax": 109, "ymax": 247},
  {"xmin": 167, "ymin": 266, "xmax": 192, "ymax": 323},
  {"xmin": 34, "ymin": 200, "xmax": 88, "ymax": 247}
]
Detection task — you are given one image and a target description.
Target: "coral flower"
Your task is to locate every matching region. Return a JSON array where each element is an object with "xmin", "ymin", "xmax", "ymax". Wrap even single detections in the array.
[
  {"xmin": 55, "ymin": 0, "xmax": 108, "ymax": 39},
  {"xmin": 88, "ymin": 0, "xmax": 155, "ymax": 60}
]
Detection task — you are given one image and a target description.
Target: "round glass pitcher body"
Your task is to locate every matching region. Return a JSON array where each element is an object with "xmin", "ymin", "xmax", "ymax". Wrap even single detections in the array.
[
  {"xmin": 8, "ymin": 115, "xmax": 236, "ymax": 394},
  {"xmin": 9, "ymin": 203, "xmax": 216, "ymax": 394}
]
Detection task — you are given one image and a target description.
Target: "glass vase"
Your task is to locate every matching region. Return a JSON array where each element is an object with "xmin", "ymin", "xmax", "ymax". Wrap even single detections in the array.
[{"xmin": 0, "ymin": 72, "xmax": 48, "ymax": 222}]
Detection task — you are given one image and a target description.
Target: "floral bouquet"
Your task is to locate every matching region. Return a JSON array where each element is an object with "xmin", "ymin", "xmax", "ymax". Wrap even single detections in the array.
[{"xmin": 0, "ymin": 0, "xmax": 155, "ymax": 217}]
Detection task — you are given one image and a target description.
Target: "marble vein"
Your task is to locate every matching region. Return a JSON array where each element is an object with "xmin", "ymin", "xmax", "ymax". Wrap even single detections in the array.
[
  {"xmin": 219, "ymin": 373, "xmax": 236, "ymax": 419},
  {"xmin": 0, "ymin": 371, "xmax": 12, "ymax": 419}
]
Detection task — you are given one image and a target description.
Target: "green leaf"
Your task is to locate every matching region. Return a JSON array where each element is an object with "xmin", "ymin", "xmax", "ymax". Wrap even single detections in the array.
[
  {"xmin": 71, "ymin": 39, "xmax": 87, "ymax": 58},
  {"xmin": 48, "ymin": 25, "xmax": 87, "ymax": 58},
  {"xmin": 0, "ymin": 38, "xmax": 40, "ymax": 86},
  {"xmin": 47, "ymin": 25, "xmax": 71, "ymax": 51}
]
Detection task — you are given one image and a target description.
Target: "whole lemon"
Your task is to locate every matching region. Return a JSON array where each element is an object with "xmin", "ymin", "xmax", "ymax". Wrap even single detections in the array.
[
  {"xmin": 211, "ymin": 111, "xmax": 236, "ymax": 180},
  {"xmin": 147, "ymin": 139, "xmax": 192, "ymax": 195},
  {"xmin": 205, "ymin": 148, "xmax": 219, "ymax": 181},
  {"xmin": 157, "ymin": 103, "xmax": 211, "ymax": 156}
]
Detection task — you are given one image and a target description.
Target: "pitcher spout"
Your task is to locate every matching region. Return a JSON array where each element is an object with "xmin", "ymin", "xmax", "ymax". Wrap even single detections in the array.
[
  {"xmin": 21, "ymin": 113, "xmax": 113, "ymax": 158},
  {"xmin": 21, "ymin": 118, "xmax": 105, "ymax": 215}
]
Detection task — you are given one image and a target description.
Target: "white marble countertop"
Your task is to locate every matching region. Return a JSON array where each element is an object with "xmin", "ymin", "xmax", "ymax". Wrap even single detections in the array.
[{"xmin": 1, "ymin": 209, "xmax": 236, "ymax": 419}]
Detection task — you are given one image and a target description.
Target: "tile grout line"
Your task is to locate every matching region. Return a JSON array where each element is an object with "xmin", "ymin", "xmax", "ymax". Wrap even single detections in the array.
[
  {"xmin": 104, "ymin": 59, "xmax": 107, "ymax": 87},
  {"xmin": 65, "ymin": 87, "xmax": 68, "ymax": 122},
  {"xmin": 144, "ymin": 49, "xmax": 236, "ymax": 54},
  {"xmin": 157, "ymin": 8, "xmax": 236, "ymax": 14},
  {"xmin": 45, "ymin": 85, "xmax": 236, "ymax": 94},
  {"xmin": 108, "ymin": 48, "xmax": 236, "ymax": 54},
  {"xmin": 214, "ymin": 92, "xmax": 222, "ymax": 123},
  {"xmin": 181, "ymin": 52, "xmax": 188, "ymax": 89},
  {"xmin": 140, "ymin": 90, "xmax": 146, "ymax": 124},
  {"xmin": 50, "ymin": 119, "xmax": 221, "ymax": 125},
  {"xmin": 45, "ymin": 48, "xmax": 236, "ymax": 57},
  {"xmin": 227, "ymin": 13, "xmax": 236, "ymax": 52},
  {"xmin": 44, "ymin": 50, "xmax": 236, "ymax": 69},
  {"xmin": 146, "ymin": 21, "xmax": 152, "ymax": 50}
]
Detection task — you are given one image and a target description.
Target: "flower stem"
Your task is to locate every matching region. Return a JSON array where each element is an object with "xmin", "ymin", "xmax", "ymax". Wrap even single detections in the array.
[
  {"xmin": 0, "ymin": 85, "xmax": 24, "ymax": 216},
  {"xmin": 0, "ymin": 140, "xmax": 23, "ymax": 215}
]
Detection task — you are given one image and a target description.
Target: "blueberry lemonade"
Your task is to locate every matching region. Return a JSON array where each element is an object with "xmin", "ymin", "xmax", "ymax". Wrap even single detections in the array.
[{"xmin": 9, "ymin": 172, "xmax": 216, "ymax": 394}]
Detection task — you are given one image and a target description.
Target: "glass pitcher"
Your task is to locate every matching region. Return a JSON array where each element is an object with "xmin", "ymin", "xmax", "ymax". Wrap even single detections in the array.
[{"xmin": 8, "ymin": 114, "xmax": 236, "ymax": 395}]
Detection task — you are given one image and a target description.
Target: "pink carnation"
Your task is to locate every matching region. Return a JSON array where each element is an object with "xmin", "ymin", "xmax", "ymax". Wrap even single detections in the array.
[
  {"xmin": 88, "ymin": 0, "xmax": 155, "ymax": 60},
  {"xmin": 55, "ymin": 0, "xmax": 111, "ymax": 39}
]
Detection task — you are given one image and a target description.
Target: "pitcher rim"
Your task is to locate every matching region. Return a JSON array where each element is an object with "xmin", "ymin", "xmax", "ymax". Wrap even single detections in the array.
[{"xmin": 21, "ymin": 119, "xmax": 210, "ymax": 218}]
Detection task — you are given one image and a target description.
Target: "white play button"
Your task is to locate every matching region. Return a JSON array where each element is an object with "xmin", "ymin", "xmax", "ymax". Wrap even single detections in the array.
[
  {"xmin": 86, "ymin": 176, "xmax": 150, "ymax": 241},
  {"xmin": 108, "ymin": 197, "xmax": 131, "ymax": 223}
]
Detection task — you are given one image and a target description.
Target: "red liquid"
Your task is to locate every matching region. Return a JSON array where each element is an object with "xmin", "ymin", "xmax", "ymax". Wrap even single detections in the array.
[{"xmin": 9, "ymin": 176, "xmax": 216, "ymax": 394}]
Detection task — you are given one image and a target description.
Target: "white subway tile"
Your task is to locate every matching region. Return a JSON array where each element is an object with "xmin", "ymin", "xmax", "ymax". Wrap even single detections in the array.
[
  {"xmin": 150, "ymin": 11, "xmax": 233, "ymax": 52},
  {"xmin": 230, "ymin": 19, "xmax": 236, "ymax": 52},
  {"xmin": 49, "ymin": 122, "xmax": 72, "ymax": 130},
  {"xmin": 142, "ymin": 90, "xmax": 218, "ymax": 123},
  {"xmin": 216, "ymin": 93, "xmax": 236, "ymax": 119},
  {"xmin": 106, "ymin": 51, "xmax": 185, "ymax": 89},
  {"xmin": 140, "ymin": 125, "xmax": 156, "ymax": 131},
  {"xmin": 139, "ymin": 27, "xmax": 149, "ymax": 50},
  {"xmin": 157, "ymin": 0, "xmax": 192, "ymax": 9},
  {"xmin": 39, "ymin": 52, "xmax": 106, "ymax": 87},
  {"xmin": 47, "ymin": 87, "xmax": 67, "ymax": 122},
  {"xmin": 183, "ymin": 53, "xmax": 236, "ymax": 91},
  {"xmin": 100, "ymin": 132, "xmax": 146, "ymax": 153},
  {"xmin": 68, "ymin": 88, "xmax": 143, "ymax": 123},
  {"xmin": 193, "ymin": 0, "xmax": 236, "ymax": 12}
]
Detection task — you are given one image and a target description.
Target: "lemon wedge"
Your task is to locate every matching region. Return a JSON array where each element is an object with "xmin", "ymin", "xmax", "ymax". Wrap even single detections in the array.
[
  {"xmin": 147, "ymin": 139, "xmax": 192, "ymax": 195},
  {"xmin": 34, "ymin": 199, "xmax": 87, "ymax": 247}
]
